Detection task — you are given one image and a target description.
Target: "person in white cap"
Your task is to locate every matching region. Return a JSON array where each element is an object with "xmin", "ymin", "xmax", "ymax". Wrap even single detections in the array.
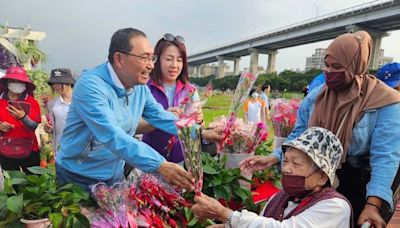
[{"xmin": 192, "ymin": 127, "xmax": 352, "ymax": 228}]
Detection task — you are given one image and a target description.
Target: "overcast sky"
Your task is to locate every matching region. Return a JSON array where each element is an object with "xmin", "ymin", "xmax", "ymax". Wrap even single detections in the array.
[{"xmin": 1, "ymin": 0, "xmax": 399, "ymax": 73}]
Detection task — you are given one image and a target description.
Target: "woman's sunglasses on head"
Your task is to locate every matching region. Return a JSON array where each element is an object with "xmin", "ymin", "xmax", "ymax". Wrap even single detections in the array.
[{"xmin": 163, "ymin": 33, "xmax": 185, "ymax": 44}]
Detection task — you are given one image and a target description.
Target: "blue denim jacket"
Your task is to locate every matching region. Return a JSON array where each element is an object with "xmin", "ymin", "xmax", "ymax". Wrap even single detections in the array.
[{"xmin": 272, "ymin": 85, "xmax": 400, "ymax": 208}]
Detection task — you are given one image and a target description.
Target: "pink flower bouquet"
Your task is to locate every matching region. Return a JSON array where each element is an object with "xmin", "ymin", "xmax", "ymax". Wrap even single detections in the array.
[
  {"xmin": 271, "ymin": 98, "xmax": 301, "ymax": 137},
  {"xmin": 176, "ymin": 118, "xmax": 203, "ymax": 194},
  {"xmin": 210, "ymin": 116, "xmax": 268, "ymax": 154},
  {"xmin": 218, "ymin": 71, "xmax": 258, "ymax": 151}
]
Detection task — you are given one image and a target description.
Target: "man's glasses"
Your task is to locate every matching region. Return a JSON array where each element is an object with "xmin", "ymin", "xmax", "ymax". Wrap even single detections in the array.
[
  {"xmin": 163, "ymin": 33, "xmax": 185, "ymax": 44},
  {"xmin": 119, "ymin": 51, "xmax": 158, "ymax": 64}
]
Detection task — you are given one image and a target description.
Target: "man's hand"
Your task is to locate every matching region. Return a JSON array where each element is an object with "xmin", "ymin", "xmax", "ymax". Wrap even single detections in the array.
[
  {"xmin": 192, "ymin": 193, "xmax": 233, "ymax": 222},
  {"xmin": 239, "ymin": 155, "xmax": 279, "ymax": 175},
  {"xmin": 7, "ymin": 105, "xmax": 25, "ymax": 119},
  {"xmin": 158, "ymin": 161, "xmax": 194, "ymax": 191},
  {"xmin": 0, "ymin": 121, "xmax": 14, "ymax": 133},
  {"xmin": 201, "ymin": 127, "xmax": 224, "ymax": 143},
  {"xmin": 358, "ymin": 199, "xmax": 386, "ymax": 228}
]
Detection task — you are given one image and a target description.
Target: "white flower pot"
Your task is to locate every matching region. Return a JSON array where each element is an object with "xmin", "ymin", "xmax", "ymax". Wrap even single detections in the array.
[
  {"xmin": 20, "ymin": 218, "xmax": 51, "ymax": 228},
  {"xmin": 273, "ymin": 136, "xmax": 287, "ymax": 151},
  {"xmin": 220, "ymin": 152, "xmax": 255, "ymax": 189}
]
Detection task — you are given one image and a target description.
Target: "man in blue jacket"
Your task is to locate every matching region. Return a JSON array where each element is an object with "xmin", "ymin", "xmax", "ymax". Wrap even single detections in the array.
[{"xmin": 56, "ymin": 28, "xmax": 219, "ymax": 192}]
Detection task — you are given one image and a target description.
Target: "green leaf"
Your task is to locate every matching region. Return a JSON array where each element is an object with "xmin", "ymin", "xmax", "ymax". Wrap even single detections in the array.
[
  {"xmin": 49, "ymin": 213, "xmax": 63, "ymax": 228},
  {"xmin": 73, "ymin": 213, "xmax": 90, "ymax": 228},
  {"xmin": 6, "ymin": 194, "xmax": 23, "ymax": 214},
  {"xmin": 203, "ymin": 165, "xmax": 218, "ymax": 174},
  {"xmin": 214, "ymin": 185, "xmax": 230, "ymax": 200},
  {"xmin": 27, "ymin": 166, "xmax": 52, "ymax": 175},
  {"xmin": 187, "ymin": 216, "xmax": 198, "ymax": 226},
  {"xmin": 234, "ymin": 187, "xmax": 249, "ymax": 202},
  {"xmin": 25, "ymin": 175, "xmax": 45, "ymax": 185},
  {"xmin": 6, "ymin": 170, "xmax": 26, "ymax": 179},
  {"xmin": 10, "ymin": 178, "xmax": 27, "ymax": 185}
]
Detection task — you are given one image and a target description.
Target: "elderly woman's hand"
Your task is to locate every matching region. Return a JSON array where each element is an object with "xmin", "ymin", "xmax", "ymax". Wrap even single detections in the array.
[
  {"xmin": 239, "ymin": 155, "xmax": 279, "ymax": 175},
  {"xmin": 192, "ymin": 193, "xmax": 233, "ymax": 222}
]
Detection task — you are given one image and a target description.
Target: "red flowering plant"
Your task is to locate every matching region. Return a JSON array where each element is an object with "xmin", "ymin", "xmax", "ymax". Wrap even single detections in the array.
[
  {"xmin": 218, "ymin": 71, "xmax": 258, "ymax": 151},
  {"xmin": 176, "ymin": 117, "xmax": 203, "ymax": 195},
  {"xmin": 91, "ymin": 174, "xmax": 191, "ymax": 228},
  {"xmin": 210, "ymin": 117, "xmax": 268, "ymax": 154},
  {"xmin": 271, "ymin": 98, "xmax": 301, "ymax": 137}
]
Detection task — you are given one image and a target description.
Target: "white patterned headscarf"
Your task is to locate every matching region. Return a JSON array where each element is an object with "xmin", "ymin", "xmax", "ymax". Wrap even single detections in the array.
[{"xmin": 282, "ymin": 127, "xmax": 343, "ymax": 186}]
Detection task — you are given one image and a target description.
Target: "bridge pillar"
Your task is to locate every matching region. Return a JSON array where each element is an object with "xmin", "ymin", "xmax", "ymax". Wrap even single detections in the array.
[
  {"xmin": 370, "ymin": 34, "xmax": 385, "ymax": 70},
  {"xmin": 217, "ymin": 56, "xmax": 225, "ymax": 78},
  {"xmin": 194, "ymin": 65, "xmax": 200, "ymax": 77},
  {"xmin": 234, "ymin": 58, "xmax": 241, "ymax": 75},
  {"xmin": 249, "ymin": 48, "xmax": 259, "ymax": 74},
  {"xmin": 267, "ymin": 50, "xmax": 277, "ymax": 74}
]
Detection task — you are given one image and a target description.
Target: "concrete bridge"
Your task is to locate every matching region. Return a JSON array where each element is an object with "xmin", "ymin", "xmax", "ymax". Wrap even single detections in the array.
[{"xmin": 188, "ymin": 0, "xmax": 400, "ymax": 77}]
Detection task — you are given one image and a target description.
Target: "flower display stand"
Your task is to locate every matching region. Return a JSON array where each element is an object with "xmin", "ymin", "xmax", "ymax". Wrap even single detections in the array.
[{"xmin": 220, "ymin": 152, "xmax": 254, "ymax": 189}]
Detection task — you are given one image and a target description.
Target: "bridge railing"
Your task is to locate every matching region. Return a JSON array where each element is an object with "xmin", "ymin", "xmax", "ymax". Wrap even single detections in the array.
[{"xmin": 190, "ymin": 0, "xmax": 395, "ymax": 57}]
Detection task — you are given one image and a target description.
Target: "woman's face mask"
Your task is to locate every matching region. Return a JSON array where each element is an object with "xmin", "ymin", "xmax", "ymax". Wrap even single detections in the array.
[
  {"xmin": 282, "ymin": 169, "xmax": 320, "ymax": 198},
  {"xmin": 251, "ymin": 92, "xmax": 259, "ymax": 98},
  {"xmin": 8, "ymin": 82, "xmax": 26, "ymax": 94},
  {"xmin": 324, "ymin": 71, "xmax": 353, "ymax": 92}
]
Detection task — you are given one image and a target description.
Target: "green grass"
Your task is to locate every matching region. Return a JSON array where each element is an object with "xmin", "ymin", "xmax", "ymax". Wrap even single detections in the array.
[{"xmin": 202, "ymin": 92, "xmax": 303, "ymax": 126}]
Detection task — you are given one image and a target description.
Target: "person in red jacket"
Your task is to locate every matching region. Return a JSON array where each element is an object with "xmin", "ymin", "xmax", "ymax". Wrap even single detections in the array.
[{"xmin": 0, "ymin": 66, "xmax": 41, "ymax": 170}]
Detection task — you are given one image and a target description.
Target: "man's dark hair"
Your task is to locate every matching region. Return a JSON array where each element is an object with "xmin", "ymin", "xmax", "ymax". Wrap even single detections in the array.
[{"xmin": 108, "ymin": 28, "xmax": 146, "ymax": 64}]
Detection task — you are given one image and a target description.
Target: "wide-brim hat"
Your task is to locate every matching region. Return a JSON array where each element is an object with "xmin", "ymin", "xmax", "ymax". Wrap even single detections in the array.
[
  {"xmin": 282, "ymin": 127, "xmax": 343, "ymax": 186},
  {"xmin": 377, "ymin": 62, "xmax": 400, "ymax": 88},
  {"xmin": 0, "ymin": 66, "xmax": 35, "ymax": 95},
  {"xmin": 48, "ymin": 68, "xmax": 75, "ymax": 85}
]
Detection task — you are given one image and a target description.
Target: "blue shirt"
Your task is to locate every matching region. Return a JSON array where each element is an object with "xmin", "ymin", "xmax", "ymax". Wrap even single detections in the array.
[
  {"xmin": 272, "ymin": 84, "xmax": 400, "ymax": 208},
  {"xmin": 56, "ymin": 62, "xmax": 178, "ymax": 181}
]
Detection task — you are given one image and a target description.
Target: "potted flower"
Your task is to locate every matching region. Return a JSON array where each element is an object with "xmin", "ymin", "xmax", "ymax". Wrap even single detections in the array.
[{"xmin": 0, "ymin": 166, "xmax": 90, "ymax": 227}]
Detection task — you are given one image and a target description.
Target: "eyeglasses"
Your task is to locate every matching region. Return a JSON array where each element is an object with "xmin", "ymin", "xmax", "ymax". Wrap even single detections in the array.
[
  {"xmin": 163, "ymin": 33, "xmax": 185, "ymax": 44},
  {"xmin": 119, "ymin": 51, "xmax": 158, "ymax": 63}
]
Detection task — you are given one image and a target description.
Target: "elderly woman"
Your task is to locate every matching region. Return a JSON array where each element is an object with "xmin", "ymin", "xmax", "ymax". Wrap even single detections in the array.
[
  {"xmin": 242, "ymin": 31, "xmax": 400, "ymax": 227},
  {"xmin": 192, "ymin": 127, "xmax": 352, "ymax": 227},
  {"xmin": 0, "ymin": 66, "xmax": 41, "ymax": 170}
]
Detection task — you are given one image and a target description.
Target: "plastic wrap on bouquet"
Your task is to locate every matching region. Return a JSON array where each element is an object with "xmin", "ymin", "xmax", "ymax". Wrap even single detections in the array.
[
  {"xmin": 176, "ymin": 118, "xmax": 203, "ymax": 194},
  {"xmin": 218, "ymin": 71, "xmax": 258, "ymax": 151},
  {"xmin": 273, "ymin": 136, "xmax": 287, "ymax": 151},
  {"xmin": 91, "ymin": 182, "xmax": 137, "ymax": 228}
]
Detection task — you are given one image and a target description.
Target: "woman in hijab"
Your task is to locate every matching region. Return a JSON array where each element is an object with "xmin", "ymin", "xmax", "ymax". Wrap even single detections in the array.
[{"xmin": 241, "ymin": 31, "xmax": 400, "ymax": 227}]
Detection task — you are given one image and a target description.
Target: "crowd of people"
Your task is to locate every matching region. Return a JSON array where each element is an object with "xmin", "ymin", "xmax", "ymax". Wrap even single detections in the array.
[{"xmin": 0, "ymin": 28, "xmax": 399, "ymax": 227}]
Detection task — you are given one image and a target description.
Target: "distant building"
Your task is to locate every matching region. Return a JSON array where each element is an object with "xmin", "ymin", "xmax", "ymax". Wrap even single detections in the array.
[
  {"xmin": 189, "ymin": 63, "xmax": 230, "ymax": 77},
  {"xmin": 305, "ymin": 48, "xmax": 393, "ymax": 71},
  {"xmin": 378, "ymin": 49, "xmax": 393, "ymax": 68},
  {"xmin": 305, "ymin": 48, "xmax": 327, "ymax": 72}
]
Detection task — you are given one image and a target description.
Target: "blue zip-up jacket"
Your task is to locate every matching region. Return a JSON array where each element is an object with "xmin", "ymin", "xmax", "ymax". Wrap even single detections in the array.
[
  {"xmin": 272, "ymin": 84, "xmax": 400, "ymax": 208},
  {"xmin": 56, "ymin": 62, "xmax": 178, "ymax": 181}
]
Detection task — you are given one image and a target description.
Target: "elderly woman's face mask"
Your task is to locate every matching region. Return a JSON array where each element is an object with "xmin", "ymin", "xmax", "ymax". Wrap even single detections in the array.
[{"xmin": 324, "ymin": 56, "xmax": 353, "ymax": 92}]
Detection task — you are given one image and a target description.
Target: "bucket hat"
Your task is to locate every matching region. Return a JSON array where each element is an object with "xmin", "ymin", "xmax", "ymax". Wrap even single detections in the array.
[
  {"xmin": 283, "ymin": 127, "xmax": 343, "ymax": 186},
  {"xmin": 48, "ymin": 68, "xmax": 75, "ymax": 85}
]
